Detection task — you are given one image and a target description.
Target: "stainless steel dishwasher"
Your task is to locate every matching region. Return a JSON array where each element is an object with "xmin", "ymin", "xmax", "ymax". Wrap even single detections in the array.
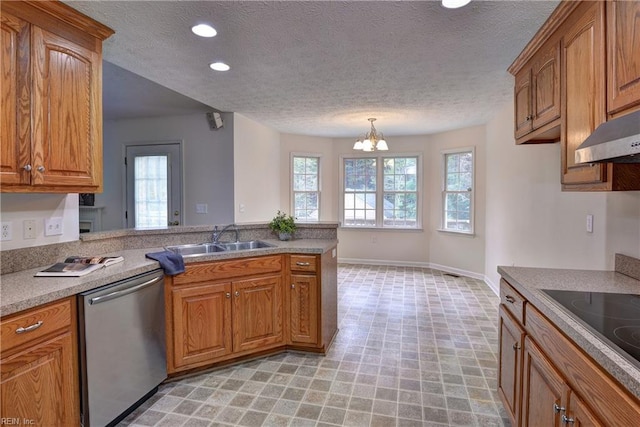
[{"xmin": 78, "ymin": 269, "xmax": 167, "ymax": 427}]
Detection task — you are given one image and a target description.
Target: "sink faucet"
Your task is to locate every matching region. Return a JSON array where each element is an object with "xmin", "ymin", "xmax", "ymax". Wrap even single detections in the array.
[{"xmin": 212, "ymin": 224, "xmax": 239, "ymax": 244}]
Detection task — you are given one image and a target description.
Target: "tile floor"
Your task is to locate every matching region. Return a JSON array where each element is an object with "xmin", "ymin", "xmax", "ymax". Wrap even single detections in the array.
[{"xmin": 119, "ymin": 264, "xmax": 509, "ymax": 426}]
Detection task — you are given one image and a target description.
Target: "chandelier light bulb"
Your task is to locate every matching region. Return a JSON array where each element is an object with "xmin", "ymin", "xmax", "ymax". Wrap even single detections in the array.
[
  {"xmin": 353, "ymin": 140, "xmax": 364, "ymax": 150},
  {"xmin": 376, "ymin": 139, "xmax": 389, "ymax": 151}
]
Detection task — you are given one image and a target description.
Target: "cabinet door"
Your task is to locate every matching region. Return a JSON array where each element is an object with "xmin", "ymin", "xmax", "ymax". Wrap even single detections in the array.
[
  {"xmin": 564, "ymin": 388, "xmax": 603, "ymax": 427},
  {"xmin": 171, "ymin": 282, "xmax": 233, "ymax": 369},
  {"xmin": 531, "ymin": 39, "xmax": 560, "ymax": 130},
  {"xmin": 31, "ymin": 26, "xmax": 101, "ymax": 189},
  {"xmin": 561, "ymin": 1, "xmax": 607, "ymax": 187},
  {"xmin": 0, "ymin": 12, "xmax": 30, "ymax": 186},
  {"xmin": 607, "ymin": 0, "xmax": 640, "ymax": 115},
  {"xmin": 233, "ymin": 275, "xmax": 284, "ymax": 353},
  {"xmin": 289, "ymin": 274, "xmax": 318, "ymax": 345},
  {"xmin": 0, "ymin": 331, "xmax": 79, "ymax": 426},
  {"xmin": 521, "ymin": 337, "xmax": 564, "ymax": 427},
  {"xmin": 497, "ymin": 305, "xmax": 525, "ymax": 425},
  {"xmin": 514, "ymin": 69, "xmax": 533, "ymax": 139}
]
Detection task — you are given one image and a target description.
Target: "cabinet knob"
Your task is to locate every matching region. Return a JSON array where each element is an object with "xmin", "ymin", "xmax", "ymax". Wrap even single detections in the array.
[
  {"xmin": 36, "ymin": 165, "xmax": 45, "ymax": 172},
  {"xmin": 512, "ymin": 342, "xmax": 521, "ymax": 351},
  {"xmin": 234, "ymin": 291, "xmax": 240, "ymax": 297},
  {"xmin": 561, "ymin": 414, "xmax": 574, "ymax": 424},
  {"xmin": 291, "ymin": 284, "xmax": 295, "ymax": 289},
  {"xmin": 226, "ymin": 292, "xmax": 231, "ymax": 299},
  {"xmin": 553, "ymin": 403, "xmax": 565, "ymax": 413},
  {"xmin": 23, "ymin": 164, "xmax": 32, "ymax": 172}
]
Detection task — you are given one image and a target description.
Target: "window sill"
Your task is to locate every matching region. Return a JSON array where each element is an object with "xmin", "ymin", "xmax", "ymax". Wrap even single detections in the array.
[
  {"xmin": 437, "ymin": 228, "xmax": 475, "ymax": 237},
  {"xmin": 340, "ymin": 226, "xmax": 424, "ymax": 232}
]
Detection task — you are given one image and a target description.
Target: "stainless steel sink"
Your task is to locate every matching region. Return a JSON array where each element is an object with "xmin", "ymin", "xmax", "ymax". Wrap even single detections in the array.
[
  {"xmin": 166, "ymin": 240, "xmax": 274, "ymax": 257},
  {"xmin": 165, "ymin": 243, "xmax": 225, "ymax": 257},
  {"xmin": 215, "ymin": 240, "xmax": 275, "ymax": 251}
]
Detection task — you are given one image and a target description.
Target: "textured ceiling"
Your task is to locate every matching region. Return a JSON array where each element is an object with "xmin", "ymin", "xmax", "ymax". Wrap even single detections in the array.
[{"xmin": 68, "ymin": 0, "xmax": 559, "ymax": 137}]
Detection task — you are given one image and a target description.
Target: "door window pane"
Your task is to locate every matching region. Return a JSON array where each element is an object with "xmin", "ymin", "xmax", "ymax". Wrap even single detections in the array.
[
  {"xmin": 134, "ymin": 155, "xmax": 168, "ymax": 228},
  {"xmin": 292, "ymin": 156, "xmax": 320, "ymax": 221}
]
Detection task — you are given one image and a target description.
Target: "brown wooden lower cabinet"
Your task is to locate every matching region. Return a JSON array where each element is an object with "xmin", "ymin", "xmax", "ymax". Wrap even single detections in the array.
[
  {"xmin": 498, "ymin": 278, "xmax": 640, "ymax": 426},
  {"xmin": 497, "ymin": 305, "xmax": 525, "ymax": 426},
  {"xmin": 166, "ymin": 252, "xmax": 338, "ymax": 375},
  {"xmin": 232, "ymin": 275, "xmax": 283, "ymax": 353},
  {"xmin": 289, "ymin": 273, "xmax": 319, "ymax": 345},
  {"xmin": 521, "ymin": 336, "xmax": 564, "ymax": 426},
  {"xmin": 0, "ymin": 297, "xmax": 79, "ymax": 426}
]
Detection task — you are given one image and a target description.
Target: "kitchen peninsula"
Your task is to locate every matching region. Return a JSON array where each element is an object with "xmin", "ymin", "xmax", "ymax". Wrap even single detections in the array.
[{"xmin": 0, "ymin": 222, "xmax": 338, "ymax": 425}]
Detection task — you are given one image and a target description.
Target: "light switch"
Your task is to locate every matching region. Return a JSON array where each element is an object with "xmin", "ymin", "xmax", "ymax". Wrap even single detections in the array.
[{"xmin": 196, "ymin": 203, "xmax": 208, "ymax": 214}]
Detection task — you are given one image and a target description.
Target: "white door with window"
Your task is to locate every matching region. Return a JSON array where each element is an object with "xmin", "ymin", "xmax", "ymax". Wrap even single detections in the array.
[{"xmin": 125, "ymin": 143, "xmax": 182, "ymax": 228}]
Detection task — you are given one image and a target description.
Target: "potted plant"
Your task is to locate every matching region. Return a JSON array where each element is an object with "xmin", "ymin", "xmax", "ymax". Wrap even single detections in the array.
[{"xmin": 269, "ymin": 210, "xmax": 297, "ymax": 241}]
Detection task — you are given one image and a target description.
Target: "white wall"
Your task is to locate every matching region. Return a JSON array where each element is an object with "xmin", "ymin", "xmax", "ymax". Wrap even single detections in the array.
[
  {"xmin": 484, "ymin": 103, "xmax": 640, "ymax": 289},
  {"xmin": 233, "ymin": 114, "xmax": 281, "ymax": 222},
  {"xmin": 102, "ymin": 112, "xmax": 235, "ymax": 230},
  {"xmin": 0, "ymin": 194, "xmax": 79, "ymax": 250},
  {"xmin": 279, "ymin": 134, "xmax": 337, "ymax": 220}
]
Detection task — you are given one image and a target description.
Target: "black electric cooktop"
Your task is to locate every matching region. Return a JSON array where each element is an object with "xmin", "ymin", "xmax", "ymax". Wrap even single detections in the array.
[{"xmin": 542, "ymin": 289, "xmax": 640, "ymax": 368}]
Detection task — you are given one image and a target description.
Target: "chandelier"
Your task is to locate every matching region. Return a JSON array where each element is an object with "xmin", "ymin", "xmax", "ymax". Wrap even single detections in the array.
[{"xmin": 353, "ymin": 118, "xmax": 389, "ymax": 151}]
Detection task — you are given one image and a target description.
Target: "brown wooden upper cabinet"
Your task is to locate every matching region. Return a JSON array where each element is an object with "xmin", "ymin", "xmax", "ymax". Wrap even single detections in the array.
[
  {"xmin": 0, "ymin": 1, "xmax": 113, "ymax": 193},
  {"xmin": 512, "ymin": 36, "xmax": 561, "ymax": 144},
  {"xmin": 509, "ymin": 0, "xmax": 640, "ymax": 191},
  {"xmin": 607, "ymin": 0, "xmax": 640, "ymax": 117}
]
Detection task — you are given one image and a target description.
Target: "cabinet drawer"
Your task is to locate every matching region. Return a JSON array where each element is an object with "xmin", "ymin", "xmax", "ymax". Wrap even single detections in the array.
[
  {"xmin": 290, "ymin": 255, "xmax": 317, "ymax": 273},
  {"xmin": 173, "ymin": 255, "xmax": 283, "ymax": 285},
  {"xmin": 1, "ymin": 298, "xmax": 72, "ymax": 353},
  {"xmin": 500, "ymin": 279, "xmax": 526, "ymax": 324}
]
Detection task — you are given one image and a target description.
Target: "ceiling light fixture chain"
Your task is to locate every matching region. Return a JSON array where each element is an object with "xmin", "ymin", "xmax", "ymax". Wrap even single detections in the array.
[{"xmin": 353, "ymin": 118, "xmax": 389, "ymax": 151}]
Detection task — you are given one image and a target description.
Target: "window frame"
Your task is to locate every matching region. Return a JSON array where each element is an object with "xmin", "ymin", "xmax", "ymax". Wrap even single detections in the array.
[
  {"xmin": 340, "ymin": 153, "xmax": 422, "ymax": 230},
  {"xmin": 290, "ymin": 152, "xmax": 322, "ymax": 222},
  {"xmin": 439, "ymin": 147, "xmax": 475, "ymax": 235}
]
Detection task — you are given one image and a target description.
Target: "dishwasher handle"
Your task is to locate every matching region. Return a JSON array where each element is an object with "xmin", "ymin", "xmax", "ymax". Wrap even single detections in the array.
[{"xmin": 89, "ymin": 276, "xmax": 162, "ymax": 305}]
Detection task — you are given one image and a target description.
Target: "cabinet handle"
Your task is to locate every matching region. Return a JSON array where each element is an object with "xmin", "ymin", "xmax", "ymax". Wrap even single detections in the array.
[
  {"xmin": 226, "ymin": 292, "xmax": 231, "ymax": 299},
  {"xmin": 23, "ymin": 164, "xmax": 32, "ymax": 172},
  {"xmin": 291, "ymin": 284, "xmax": 295, "ymax": 289},
  {"xmin": 561, "ymin": 414, "xmax": 574, "ymax": 424},
  {"xmin": 505, "ymin": 295, "xmax": 516, "ymax": 303},
  {"xmin": 296, "ymin": 262, "xmax": 311, "ymax": 266},
  {"xmin": 512, "ymin": 342, "xmax": 521, "ymax": 350},
  {"xmin": 36, "ymin": 165, "xmax": 45, "ymax": 172},
  {"xmin": 234, "ymin": 291, "xmax": 240, "ymax": 297},
  {"xmin": 15, "ymin": 320, "xmax": 43, "ymax": 334},
  {"xmin": 553, "ymin": 403, "xmax": 565, "ymax": 413}
]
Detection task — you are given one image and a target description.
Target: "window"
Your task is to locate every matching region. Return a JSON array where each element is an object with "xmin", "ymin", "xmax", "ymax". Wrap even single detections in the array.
[
  {"xmin": 292, "ymin": 155, "xmax": 320, "ymax": 221},
  {"xmin": 442, "ymin": 148, "xmax": 474, "ymax": 234},
  {"xmin": 342, "ymin": 155, "xmax": 420, "ymax": 229}
]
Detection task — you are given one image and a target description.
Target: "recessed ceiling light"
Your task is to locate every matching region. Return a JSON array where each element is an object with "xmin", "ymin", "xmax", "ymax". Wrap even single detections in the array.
[
  {"xmin": 209, "ymin": 62, "xmax": 230, "ymax": 72},
  {"xmin": 192, "ymin": 24, "xmax": 217, "ymax": 38},
  {"xmin": 442, "ymin": 0, "xmax": 471, "ymax": 8}
]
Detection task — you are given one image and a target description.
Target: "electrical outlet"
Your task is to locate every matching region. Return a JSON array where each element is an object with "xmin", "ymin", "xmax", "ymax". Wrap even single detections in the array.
[
  {"xmin": 23, "ymin": 219, "xmax": 36, "ymax": 239},
  {"xmin": 1, "ymin": 222, "xmax": 12, "ymax": 241},
  {"xmin": 196, "ymin": 203, "xmax": 208, "ymax": 214},
  {"xmin": 586, "ymin": 214, "xmax": 594, "ymax": 233},
  {"xmin": 44, "ymin": 217, "xmax": 63, "ymax": 236}
]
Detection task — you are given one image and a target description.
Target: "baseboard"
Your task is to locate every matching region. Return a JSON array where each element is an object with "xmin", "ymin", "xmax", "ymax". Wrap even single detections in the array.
[
  {"xmin": 338, "ymin": 257, "xmax": 486, "ymax": 282},
  {"xmin": 338, "ymin": 258, "xmax": 430, "ymax": 268},
  {"xmin": 484, "ymin": 275, "xmax": 500, "ymax": 297}
]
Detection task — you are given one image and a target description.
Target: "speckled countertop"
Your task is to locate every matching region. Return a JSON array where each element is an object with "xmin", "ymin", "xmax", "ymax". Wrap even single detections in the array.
[
  {"xmin": 0, "ymin": 238, "xmax": 337, "ymax": 317},
  {"xmin": 498, "ymin": 265, "xmax": 640, "ymax": 399}
]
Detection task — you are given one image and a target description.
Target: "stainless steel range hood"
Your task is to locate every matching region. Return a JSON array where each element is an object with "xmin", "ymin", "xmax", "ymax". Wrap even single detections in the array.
[{"xmin": 575, "ymin": 110, "xmax": 640, "ymax": 164}]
